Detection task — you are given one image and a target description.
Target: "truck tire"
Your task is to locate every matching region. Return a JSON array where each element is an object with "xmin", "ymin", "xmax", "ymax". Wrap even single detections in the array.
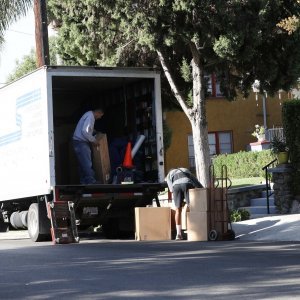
[
  {"xmin": 19, "ymin": 211, "xmax": 28, "ymax": 228},
  {"xmin": 10, "ymin": 211, "xmax": 24, "ymax": 229},
  {"xmin": 27, "ymin": 203, "xmax": 49, "ymax": 242}
]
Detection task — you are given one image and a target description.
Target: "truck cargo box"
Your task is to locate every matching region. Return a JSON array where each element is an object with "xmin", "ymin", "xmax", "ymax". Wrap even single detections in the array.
[{"xmin": 0, "ymin": 66, "xmax": 166, "ymax": 241}]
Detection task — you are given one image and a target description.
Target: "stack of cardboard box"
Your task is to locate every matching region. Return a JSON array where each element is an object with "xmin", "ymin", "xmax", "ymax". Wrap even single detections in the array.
[{"xmin": 187, "ymin": 188, "xmax": 210, "ymax": 241}]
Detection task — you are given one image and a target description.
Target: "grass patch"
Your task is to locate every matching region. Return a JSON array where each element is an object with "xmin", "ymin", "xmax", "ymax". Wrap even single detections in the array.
[{"xmin": 230, "ymin": 177, "xmax": 265, "ymax": 188}]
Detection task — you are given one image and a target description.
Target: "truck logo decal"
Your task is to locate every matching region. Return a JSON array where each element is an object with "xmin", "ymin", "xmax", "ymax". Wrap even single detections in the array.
[{"xmin": 0, "ymin": 89, "xmax": 41, "ymax": 146}]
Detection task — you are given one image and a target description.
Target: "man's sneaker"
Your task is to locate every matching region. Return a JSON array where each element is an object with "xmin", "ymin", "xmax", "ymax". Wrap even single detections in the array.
[{"xmin": 175, "ymin": 234, "xmax": 183, "ymax": 240}]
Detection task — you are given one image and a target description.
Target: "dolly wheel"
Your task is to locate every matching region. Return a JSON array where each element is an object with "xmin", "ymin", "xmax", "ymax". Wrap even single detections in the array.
[
  {"xmin": 209, "ymin": 229, "xmax": 218, "ymax": 241},
  {"xmin": 227, "ymin": 229, "xmax": 236, "ymax": 240}
]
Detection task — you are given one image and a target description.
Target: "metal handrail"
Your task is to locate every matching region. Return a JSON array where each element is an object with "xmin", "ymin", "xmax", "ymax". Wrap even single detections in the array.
[{"xmin": 262, "ymin": 159, "xmax": 277, "ymax": 214}]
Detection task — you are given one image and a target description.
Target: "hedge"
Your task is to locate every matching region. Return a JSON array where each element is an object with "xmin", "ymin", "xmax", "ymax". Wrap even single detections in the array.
[
  {"xmin": 212, "ymin": 149, "xmax": 275, "ymax": 179},
  {"xmin": 282, "ymin": 99, "xmax": 300, "ymax": 194}
]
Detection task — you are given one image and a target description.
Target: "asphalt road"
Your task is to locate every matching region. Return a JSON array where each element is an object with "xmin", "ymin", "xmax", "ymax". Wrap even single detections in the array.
[{"xmin": 0, "ymin": 231, "xmax": 300, "ymax": 299}]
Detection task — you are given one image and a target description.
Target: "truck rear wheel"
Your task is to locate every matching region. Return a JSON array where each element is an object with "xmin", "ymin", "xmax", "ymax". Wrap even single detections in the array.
[
  {"xmin": 10, "ymin": 211, "xmax": 28, "ymax": 229},
  {"xmin": 27, "ymin": 203, "xmax": 50, "ymax": 242},
  {"xmin": 19, "ymin": 211, "xmax": 28, "ymax": 228},
  {"xmin": 10, "ymin": 211, "xmax": 25, "ymax": 229}
]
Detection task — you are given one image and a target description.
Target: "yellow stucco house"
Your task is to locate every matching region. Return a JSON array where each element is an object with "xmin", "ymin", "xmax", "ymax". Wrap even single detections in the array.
[{"xmin": 164, "ymin": 86, "xmax": 290, "ymax": 172}]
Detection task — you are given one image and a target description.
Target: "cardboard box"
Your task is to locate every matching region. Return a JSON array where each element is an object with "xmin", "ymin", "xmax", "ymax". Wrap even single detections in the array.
[
  {"xmin": 189, "ymin": 188, "xmax": 210, "ymax": 212},
  {"xmin": 135, "ymin": 207, "xmax": 171, "ymax": 241},
  {"xmin": 187, "ymin": 211, "xmax": 209, "ymax": 241},
  {"xmin": 92, "ymin": 133, "xmax": 111, "ymax": 183}
]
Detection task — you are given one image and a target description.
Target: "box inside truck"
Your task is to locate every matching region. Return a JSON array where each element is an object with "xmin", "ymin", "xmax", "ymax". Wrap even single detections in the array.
[{"xmin": 52, "ymin": 75, "xmax": 158, "ymax": 185}]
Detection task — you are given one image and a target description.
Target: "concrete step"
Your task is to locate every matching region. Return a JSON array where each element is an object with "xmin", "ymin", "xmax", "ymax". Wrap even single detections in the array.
[
  {"xmin": 249, "ymin": 213, "xmax": 279, "ymax": 219},
  {"xmin": 242, "ymin": 205, "xmax": 277, "ymax": 215},
  {"xmin": 261, "ymin": 190, "xmax": 274, "ymax": 198},
  {"xmin": 250, "ymin": 197, "xmax": 274, "ymax": 207},
  {"xmin": 239, "ymin": 188, "xmax": 277, "ymax": 219}
]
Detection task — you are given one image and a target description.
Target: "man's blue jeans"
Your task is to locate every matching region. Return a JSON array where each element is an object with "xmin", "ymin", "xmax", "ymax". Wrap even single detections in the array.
[{"xmin": 73, "ymin": 140, "xmax": 96, "ymax": 184}]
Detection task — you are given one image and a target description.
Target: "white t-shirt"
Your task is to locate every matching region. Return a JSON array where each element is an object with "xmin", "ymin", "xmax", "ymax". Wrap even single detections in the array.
[{"xmin": 73, "ymin": 111, "xmax": 96, "ymax": 143}]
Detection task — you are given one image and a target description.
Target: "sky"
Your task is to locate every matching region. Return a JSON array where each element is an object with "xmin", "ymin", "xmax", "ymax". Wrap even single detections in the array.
[{"xmin": 0, "ymin": 10, "xmax": 35, "ymax": 87}]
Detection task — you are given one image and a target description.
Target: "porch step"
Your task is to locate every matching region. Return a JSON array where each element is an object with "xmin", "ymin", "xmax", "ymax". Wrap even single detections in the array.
[
  {"xmin": 250, "ymin": 197, "xmax": 274, "ymax": 207},
  {"xmin": 261, "ymin": 190, "xmax": 274, "ymax": 198},
  {"xmin": 249, "ymin": 214, "xmax": 279, "ymax": 219},
  {"xmin": 240, "ymin": 192, "xmax": 277, "ymax": 219},
  {"xmin": 243, "ymin": 205, "xmax": 277, "ymax": 215}
]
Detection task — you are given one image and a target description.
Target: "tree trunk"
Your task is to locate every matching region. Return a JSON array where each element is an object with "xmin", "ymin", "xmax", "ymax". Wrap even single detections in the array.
[
  {"xmin": 189, "ymin": 43, "xmax": 211, "ymax": 187},
  {"xmin": 191, "ymin": 116, "xmax": 210, "ymax": 187},
  {"xmin": 157, "ymin": 47, "xmax": 210, "ymax": 187}
]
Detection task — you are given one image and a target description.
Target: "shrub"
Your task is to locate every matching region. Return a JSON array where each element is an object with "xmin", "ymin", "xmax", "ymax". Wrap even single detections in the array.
[
  {"xmin": 212, "ymin": 149, "xmax": 275, "ymax": 179},
  {"xmin": 282, "ymin": 100, "xmax": 300, "ymax": 195},
  {"xmin": 230, "ymin": 209, "xmax": 250, "ymax": 222},
  {"xmin": 239, "ymin": 208, "xmax": 250, "ymax": 220},
  {"xmin": 230, "ymin": 210, "xmax": 241, "ymax": 222}
]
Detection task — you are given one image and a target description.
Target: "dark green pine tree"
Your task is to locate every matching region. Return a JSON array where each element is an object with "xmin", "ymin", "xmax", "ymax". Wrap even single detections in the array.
[{"xmin": 48, "ymin": 0, "xmax": 300, "ymax": 186}]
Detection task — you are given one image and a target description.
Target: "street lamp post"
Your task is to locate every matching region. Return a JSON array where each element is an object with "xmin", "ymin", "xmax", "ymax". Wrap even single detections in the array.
[{"xmin": 252, "ymin": 80, "xmax": 268, "ymax": 133}]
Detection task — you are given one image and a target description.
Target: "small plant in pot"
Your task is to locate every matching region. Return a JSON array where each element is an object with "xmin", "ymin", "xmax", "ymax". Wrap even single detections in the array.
[
  {"xmin": 252, "ymin": 124, "xmax": 266, "ymax": 141},
  {"xmin": 270, "ymin": 135, "xmax": 289, "ymax": 164}
]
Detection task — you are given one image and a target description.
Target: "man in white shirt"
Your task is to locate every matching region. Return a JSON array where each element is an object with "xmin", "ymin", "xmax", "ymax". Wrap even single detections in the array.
[{"xmin": 72, "ymin": 108, "xmax": 104, "ymax": 184}]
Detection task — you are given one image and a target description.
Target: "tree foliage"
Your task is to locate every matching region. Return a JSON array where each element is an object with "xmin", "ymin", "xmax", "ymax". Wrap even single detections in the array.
[
  {"xmin": 6, "ymin": 48, "xmax": 36, "ymax": 82},
  {"xmin": 0, "ymin": 0, "xmax": 33, "ymax": 45},
  {"xmin": 48, "ymin": 1, "xmax": 300, "ymax": 97},
  {"xmin": 47, "ymin": 1, "xmax": 300, "ymax": 186},
  {"xmin": 277, "ymin": 0, "xmax": 300, "ymax": 34},
  {"xmin": 5, "ymin": 36, "xmax": 58, "ymax": 83}
]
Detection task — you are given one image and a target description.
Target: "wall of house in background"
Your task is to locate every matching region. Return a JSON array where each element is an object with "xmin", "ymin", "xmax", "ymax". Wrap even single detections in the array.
[{"xmin": 164, "ymin": 92, "xmax": 290, "ymax": 172}]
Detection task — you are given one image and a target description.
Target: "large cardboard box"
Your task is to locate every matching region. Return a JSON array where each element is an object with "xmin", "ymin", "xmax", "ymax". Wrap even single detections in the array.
[
  {"xmin": 187, "ymin": 211, "xmax": 209, "ymax": 241},
  {"xmin": 135, "ymin": 207, "xmax": 171, "ymax": 241},
  {"xmin": 189, "ymin": 188, "xmax": 210, "ymax": 212},
  {"xmin": 92, "ymin": 133, "xmax": 111, "ymax": 183}
]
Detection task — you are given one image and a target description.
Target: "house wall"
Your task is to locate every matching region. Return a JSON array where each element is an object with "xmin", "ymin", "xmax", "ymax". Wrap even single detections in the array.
[{"xmin": 164, "ymin": 93, "xmax": 288, "ymax": 172}]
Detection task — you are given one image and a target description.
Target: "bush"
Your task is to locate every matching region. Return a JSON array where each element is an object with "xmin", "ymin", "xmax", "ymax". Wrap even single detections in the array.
[
  {"xmin": 230, "ymin": 210, "xmax": 241, "ymax": 222},
  {"xmin": 282, "ymin": 100, "xmax": 300, "ymax": 195},
  {"xmin": 230, "ymin": 209, "xmax": 250, "ymax": 222},
  {"xmin": 212, "ymin": 150, "xmax": 275, "ymax": 179}
]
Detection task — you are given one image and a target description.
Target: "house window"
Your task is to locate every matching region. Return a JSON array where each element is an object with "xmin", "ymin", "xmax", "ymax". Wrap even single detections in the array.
[
  {"xmin": 209, "ymin": 131, "xmax": 233, "ymax": 155},
  {"xmin": 188, "ymin": 131, "xmax": 233, "ymax": 168},
  {"xmin": 188, "ymin": 135, "xmax": 196, "ymax": 169},
  {"xmin": 205, "ymin": 73, "xmax": 223, "ymax": 97}
]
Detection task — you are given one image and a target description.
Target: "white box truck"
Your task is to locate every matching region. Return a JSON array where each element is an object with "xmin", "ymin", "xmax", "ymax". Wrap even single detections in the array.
[{"xmin": 0, "ymin": 66, "xmax": 166, "ymax": 241}]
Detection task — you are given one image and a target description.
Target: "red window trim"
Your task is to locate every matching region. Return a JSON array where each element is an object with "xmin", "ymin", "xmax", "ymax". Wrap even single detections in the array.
[{"xmin": 208, "ymin": 131, "xmax": 233, "ymax": 155}]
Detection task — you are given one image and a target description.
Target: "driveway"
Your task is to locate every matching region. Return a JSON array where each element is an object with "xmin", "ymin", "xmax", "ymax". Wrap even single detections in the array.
[{"xmin": 232, "ymin": 214, "xmax": 300, "ymax": 241}]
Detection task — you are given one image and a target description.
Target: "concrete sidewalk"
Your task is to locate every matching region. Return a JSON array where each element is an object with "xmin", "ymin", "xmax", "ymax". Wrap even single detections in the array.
[
  {"xmin": 2, "ymin": 214, "xmax": 300, "ymax": 242},
  {"xmin": 231, "ymin": 214, "xmax": 300, "ymax": 242}
]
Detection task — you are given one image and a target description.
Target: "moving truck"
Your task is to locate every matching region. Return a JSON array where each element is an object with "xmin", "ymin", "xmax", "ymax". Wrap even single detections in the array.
[{"xmin": 0, "ymin": 66, "xmax": 166, "ymax": 241}]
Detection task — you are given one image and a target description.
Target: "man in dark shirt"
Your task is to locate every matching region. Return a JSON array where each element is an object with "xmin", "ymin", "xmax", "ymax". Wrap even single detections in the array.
[{"xmin": 166, "ymin": 168, "xmax": 202, "ymax": 240}]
